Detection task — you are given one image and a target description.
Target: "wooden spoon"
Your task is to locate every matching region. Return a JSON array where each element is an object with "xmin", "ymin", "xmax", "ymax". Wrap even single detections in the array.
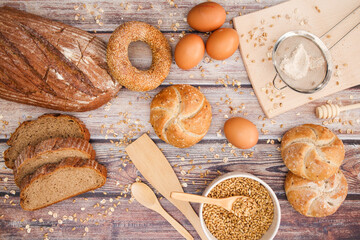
[
  {"xmin": 131, "ymin": 182, "xmax": 194, "ymax": 240},
  {"xmin": 171, "ymin": 192, "xmax": 258, "ymax": 217}
]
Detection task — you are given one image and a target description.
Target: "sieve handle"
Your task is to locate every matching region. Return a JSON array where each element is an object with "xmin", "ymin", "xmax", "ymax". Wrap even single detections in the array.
[
  {"xmin": 272, "ymin": 73, "xmax": 287, "ymax": 91},
  {"xmin": 320, "ymin": 5, "xmax": 360, "ymax": 50}
]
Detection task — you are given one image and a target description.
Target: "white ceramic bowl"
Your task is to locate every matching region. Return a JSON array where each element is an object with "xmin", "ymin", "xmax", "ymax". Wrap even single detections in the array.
[{"xmin": 199, "ymin": 171, "xmax": 281, "ymax": 240}]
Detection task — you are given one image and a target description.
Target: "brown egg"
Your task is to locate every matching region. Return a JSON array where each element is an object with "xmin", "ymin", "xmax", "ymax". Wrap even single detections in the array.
[
  {"xmin": 206, "ymin": 28, "xmax": 239, "ymax": 60},
  {"xmin": 224, "ymin": 117, "xmax": 258, "ymax": 149},
  {"xmin": 175, "ymin": 34, "xmax": 205, "ymax": 70},
  {"xmin": 187, "ymin": 2, "xmax": 226, "ymax": 32}
]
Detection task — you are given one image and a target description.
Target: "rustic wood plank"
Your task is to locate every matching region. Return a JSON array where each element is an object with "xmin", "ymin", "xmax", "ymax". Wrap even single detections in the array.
[
  {"xmin": 1, "ymin": 194, "xmax": 359, "ymax": 239},
  {"xmin": 0, "ymin": 86, "xmax": 359, "ymax": 141},
  {"xmin": 0, "ymin": 0, "xmax": 287, "ymax": 32},
  {"xmin": 2, "ymin": 141, "xmax": 359, "ymax": 195}
]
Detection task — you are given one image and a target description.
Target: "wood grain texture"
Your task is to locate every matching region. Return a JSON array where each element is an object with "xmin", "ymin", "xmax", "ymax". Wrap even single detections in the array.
[
  {"xmin": 233, "ymin": 0, "xmax": 360, "ymax": 118},
  {"xmin": 0, "ymin": 0, "xmax": 359, "ymax": 239},
  {"xmin": 0, "ymin": 0, "xmax": 286, "ymax": 32},
  {"xmin": 0, "ymin": 86, "xmax": 359, "ymax": 141}
]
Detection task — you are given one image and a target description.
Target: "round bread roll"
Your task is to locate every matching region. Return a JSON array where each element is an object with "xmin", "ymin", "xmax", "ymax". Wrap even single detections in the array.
[
  {"xmin": 285, "ymin": 170, "xmax": 348, "ymax": 217},
  {"xmin": 281, "ymin": 124, "xmax": 345, "ymax": 181},
  {"xmin": 150, "ymin": 84, "xmax": 212, "ymax": 148}
]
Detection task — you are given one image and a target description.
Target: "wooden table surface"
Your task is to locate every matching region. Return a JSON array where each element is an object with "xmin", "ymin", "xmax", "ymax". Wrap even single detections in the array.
[{"xmin": 0, "ymin": 0, "xmax": 359, "ymax": 239}]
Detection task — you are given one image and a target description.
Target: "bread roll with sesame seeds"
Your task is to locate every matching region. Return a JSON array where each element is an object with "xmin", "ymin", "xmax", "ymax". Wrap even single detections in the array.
[
  {"xmin": 285, "ymin": 170, "xmax": 347, "ymax": 217},
  {"xmin": 150, "ymin": 84, "xmax": 212, "ymax": 148},
  {"xmin": 281, "ymin": 124, "xmax": 345, "ymax": 181},
  {"xmin": 107, "ymin": 21, "xmax": 172, "ymax": 92}
]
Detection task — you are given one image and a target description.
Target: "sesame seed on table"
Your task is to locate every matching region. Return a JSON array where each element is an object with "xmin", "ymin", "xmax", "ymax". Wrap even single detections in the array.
[{"xmin": 0, "ymin": 0, "xmax": 360, "ymax": 239}]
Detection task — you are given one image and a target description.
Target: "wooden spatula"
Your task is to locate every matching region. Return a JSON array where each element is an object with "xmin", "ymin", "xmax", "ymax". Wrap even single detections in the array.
[{"xmin": 125, "ymin": 134, "xmax": 207, "ymax": 240}]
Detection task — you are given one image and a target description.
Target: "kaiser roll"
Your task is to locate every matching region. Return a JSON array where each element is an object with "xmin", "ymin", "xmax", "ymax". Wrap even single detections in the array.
[
  {"xmin": 150, "ymin": 84, "xmax": 212, "ymax": 148},
  {"xmin": 281, "ymin": 124, "xmax": 345, "ymax": 181},
  {"xmin": 285, "ymin": 170, "xmax": 348, "ymax": 217}
]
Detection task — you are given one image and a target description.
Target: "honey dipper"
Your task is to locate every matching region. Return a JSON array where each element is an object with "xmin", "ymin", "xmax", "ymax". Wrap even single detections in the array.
[{"xmin": 316, "ymin": 103, "xmax": 360, "ymax": 119}]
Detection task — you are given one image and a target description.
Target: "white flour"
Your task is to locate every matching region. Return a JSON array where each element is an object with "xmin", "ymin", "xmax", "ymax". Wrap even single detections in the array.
[
  {"xmin": 274, "ymin": 36, "xmax": 326, "ymax": 91},
  {"xmin": 280, "ymin": 44, "xmax": 309, "ymax": 80}
]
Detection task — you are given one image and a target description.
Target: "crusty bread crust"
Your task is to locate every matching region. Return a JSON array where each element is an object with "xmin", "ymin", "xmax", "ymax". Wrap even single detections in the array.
[
  {"xmin": 20, "ymin": 157, "xmax": 107, "ymax": 211},
  {"xmin": 281, "ymin": 124, "xmax": 345, "ymax": 181},
  {"xmin": 150, "ymin": 84, "xmax": 212, "ymax": 148},
  {"xmin": 0, "ymin": 7, "xmax": 121, "ymax": 112},
  {"xmin": 14, "ymin": 137, "xmax": 96, "ymax": 186},
  {"xmin": 107, "ymin": 21, "xmax": 171, "ymax": 92},
  {"xmin": 5, "ymin": 114, "xmax": 90, "ymax": 169},
  {"xmin": 285, "ymin": 170, "xmax": 348, "ymax": 217}
]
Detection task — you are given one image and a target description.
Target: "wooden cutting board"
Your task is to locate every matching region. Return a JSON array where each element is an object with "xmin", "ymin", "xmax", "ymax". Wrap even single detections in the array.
[{"xmin": 233, "ymin": 0, "xmax": 360, "ymax": 118}]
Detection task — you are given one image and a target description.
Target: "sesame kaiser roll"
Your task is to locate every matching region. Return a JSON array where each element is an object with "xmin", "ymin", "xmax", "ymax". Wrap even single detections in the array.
[
  {"xmin": 107, "ymin": 21, "xmax": 172, "ymax": 92},
  {"xmin": 281, "ymin": 124, "xmax": 345, "ymax": 181},
  {"xmin": 150, "ymin": 84, "xmax": 212, "ymax": 148}
]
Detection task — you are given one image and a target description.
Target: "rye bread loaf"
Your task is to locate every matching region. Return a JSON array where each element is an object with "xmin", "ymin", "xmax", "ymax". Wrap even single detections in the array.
[
  {"xmin": 5, "ymin": 114, "xmax": 90, "ymax": 169},
  {"xmin": 14, "ymin": 137, "xmax": 95, "ymax": 187},
  {"xmin": 281, "ymin": 124, "xmax": 345, "ymax": 181},
  {"xmin": 0, "ymin": 7, "xmax": 121, "ymax": 112},
  {"xmin": 20, "ymin": 157, "xmax": 107, "ymax": 211}
]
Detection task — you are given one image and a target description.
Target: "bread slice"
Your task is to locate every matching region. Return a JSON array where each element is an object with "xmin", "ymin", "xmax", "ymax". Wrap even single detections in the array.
[
  {"xmin": 5, "ymin": 114, "xmax": 90, "ymax": 169},
  {"xmin": 14, "ymin": 138, "xmax": 95, "ymax": 187},
  {"xmin": 20, "ymin": 157, "xmax": 106, "ymax": 211}
]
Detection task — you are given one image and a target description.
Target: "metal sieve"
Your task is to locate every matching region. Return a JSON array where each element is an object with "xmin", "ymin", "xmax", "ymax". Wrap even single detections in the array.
[{"xmin": 272, "ymin": 30, "xmax": 333, "ymax": 94}]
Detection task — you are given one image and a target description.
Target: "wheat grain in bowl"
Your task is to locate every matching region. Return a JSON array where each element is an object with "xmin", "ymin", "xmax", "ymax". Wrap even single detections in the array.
[
  {"xmin": 199, "ymin": 172, "xmax": 281, "ymax": 240},
  {"xmin": 231, "ymin": 196, "xmax": 258, "ymax": 217}
]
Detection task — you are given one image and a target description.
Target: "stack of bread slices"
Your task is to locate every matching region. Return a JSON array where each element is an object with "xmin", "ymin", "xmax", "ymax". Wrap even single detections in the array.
[
  {"xmin": 281, "ymin": 124, "xmax": 348, "ymax": 217},
  {"xmin": 4, "ymin": 114, "xmax": 107, "ymax": 211}
]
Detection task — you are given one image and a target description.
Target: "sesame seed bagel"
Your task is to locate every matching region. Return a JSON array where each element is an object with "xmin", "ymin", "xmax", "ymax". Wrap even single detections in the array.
[{"xmin": 107, "ymin": 21, "xmax": 172, "ymax": 92}]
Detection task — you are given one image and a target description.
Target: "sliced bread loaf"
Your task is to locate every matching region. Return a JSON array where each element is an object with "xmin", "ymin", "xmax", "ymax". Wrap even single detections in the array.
[
  {"xmin": 5, "ymin": 114, "xmax": 90, "ymax": 169},
  {"xmin": 14, "ymin": 138, "xmax": 95, "ymax": 187},
  {"xmin": 20, "ymin": 157, "xmax": 106, "ymax": 211}
]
